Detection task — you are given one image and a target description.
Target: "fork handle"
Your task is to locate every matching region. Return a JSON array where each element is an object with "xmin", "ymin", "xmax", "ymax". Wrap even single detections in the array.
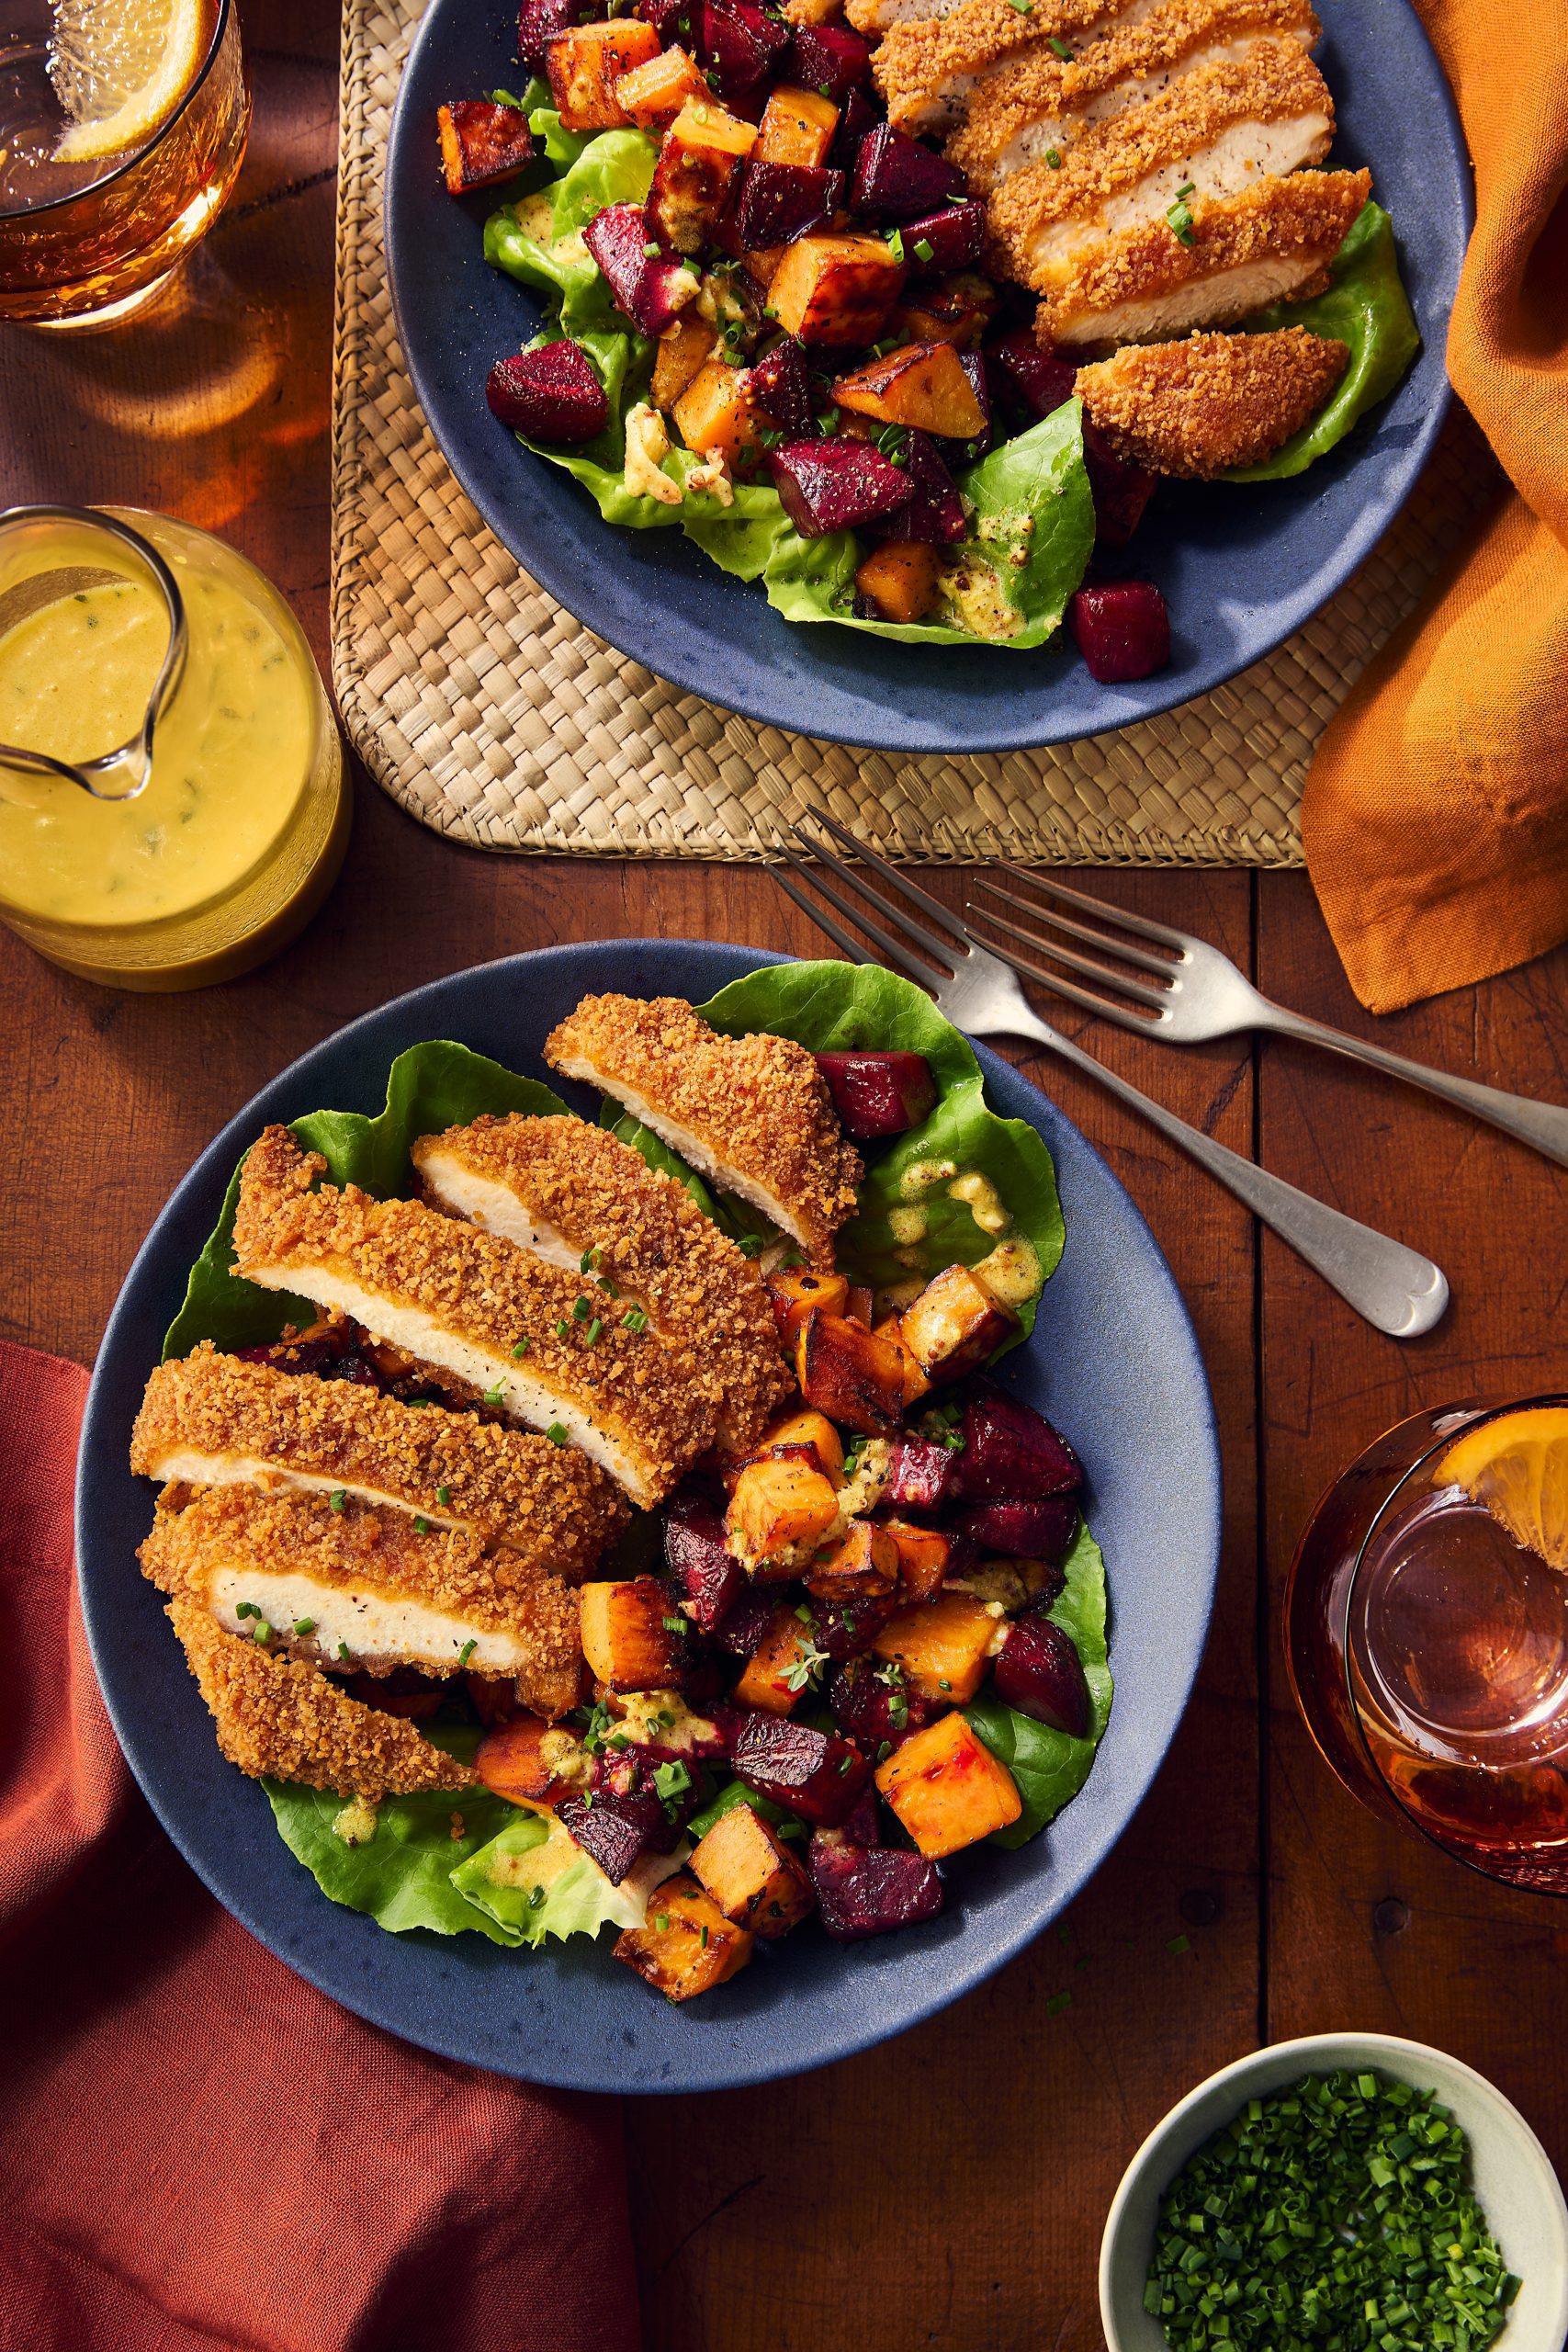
[
  {"xmin": 1258, "ymin": 1006, "xmax": 1568, "ymax": 1169},
  {"xmin": 1002, "ymin": 1005, "xmax": 1449, "ymax": 1339}
]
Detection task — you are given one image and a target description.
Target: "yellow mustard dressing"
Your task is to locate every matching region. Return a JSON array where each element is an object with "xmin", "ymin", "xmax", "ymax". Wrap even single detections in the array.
[
  {"xmin": 975, "ymin": 1235, "xmax": 1042, "ymax": 1306},
  {"xmin": 948, "ymin": 1169, "xmax": 1012, "ymax": 1236}
]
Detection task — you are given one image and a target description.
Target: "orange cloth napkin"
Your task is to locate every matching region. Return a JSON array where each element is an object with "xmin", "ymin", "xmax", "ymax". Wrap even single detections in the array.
[
  {"xmin": 1301, "ymin": 0, "xmax": 1568, "ymax": 1012},
  {"xmin": 0, "ymin": 1340, "xmax": 642, "ymax": 2352}
]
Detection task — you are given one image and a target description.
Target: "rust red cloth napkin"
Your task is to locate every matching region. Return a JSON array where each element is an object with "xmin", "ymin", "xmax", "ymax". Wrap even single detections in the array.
[{"xmin": 0, "ymin": 1340, "xmax": 642, "ymax": 2352}]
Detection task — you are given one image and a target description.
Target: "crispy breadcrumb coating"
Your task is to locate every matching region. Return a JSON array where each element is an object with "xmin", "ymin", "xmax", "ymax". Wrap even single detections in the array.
[
  {"xmin": 166, "ymin": 1596, "xmax": 476, "ymax": 1799},
  {"xmin": 412, "ymin": 1114, "xmax": 792, "ymax": 1452},
  {"xmin": 131, "ymin": 1342, "xmax": 628, "ymax": 1577},
  {"xmin": 1028, "ymin": 166, "xmax": 1369, "ymax": 343},
  {"xmin": 858, "ymin": 0, "xmax": 1122, "ymax": 90},
  {"xmin": 231, "ymin": 1125, "xmax": 716, "ymax": 1506},
  {"xmin": 141, "ymin": 1485, "xmax": 583, "ymax": 1716},
  {"xmin": 543, "ymin": 996, "xmax": 862, "ymax": 1271},
  {"xmin": 1076, "ymin": 323, "xmax": 1348, "ymax": 474}
]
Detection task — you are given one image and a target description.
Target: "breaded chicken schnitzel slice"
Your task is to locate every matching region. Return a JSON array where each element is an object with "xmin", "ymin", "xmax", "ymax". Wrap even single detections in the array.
[
  {"xmin": 1076, "ymin": 323, "xmax": 1348, "ymax": 474},
  {"xmin": 166, "ymin": 1596, "xmax": 476, "ymax": 1799},
  {"xmin": 863, "ymin": 0, "xmax": 1134, "ymax": 118},
  {"xmin": 412, "ymin": 1114, "xmax": 792, "ymax": 1453},
  {"xmin": 987, "ymin": 40, "xmax": 1333, "ymax": 279},
  {"xmin": 543, "ymin": 996, "xmax": 862, "ymax": 1272},
  {"xmin": 131, "ymin": 1343, "xmax": 628, "ymax": 1576},
  {"xmin": 938, "ymin": 0, "xmax": 1317, "ymax": 174},
  {"xmin": 142, "ymin": 1487, "xmax": 584, "ymax": 1716},
  {"xmin": 1032, "ymin": 166, "xmax": 1369, "ymax": 345},
  {"xmin": 231, "ymin": 1125, "xmax": 715, "ymax": 1508}
]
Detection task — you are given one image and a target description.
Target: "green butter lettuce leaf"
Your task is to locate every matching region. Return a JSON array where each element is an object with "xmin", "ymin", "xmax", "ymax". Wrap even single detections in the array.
[
  {"xmin": 964, "ymin": 1519, "xmax": 1112, "ymax": 1848},
  {"xmin": 452, "ymin": 1812, "xmax": 688, "ymax": 1945},
  {"xmin": 1226, "ymin": 202, "xmax": 1419, "ymax": 482},
  {"xmin": 164, "ymin": 1041, "xmax": 570, "ymax": 1360},
  {"xmin": 686, "ymin": 1778, "xmax": 803, "ymax": 1840}
]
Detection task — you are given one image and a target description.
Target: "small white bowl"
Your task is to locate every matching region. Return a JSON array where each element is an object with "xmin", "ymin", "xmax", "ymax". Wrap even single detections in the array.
[{"xmin": 1100, "ymin": 2031, "xmax": 1568, "ymax": 2352}]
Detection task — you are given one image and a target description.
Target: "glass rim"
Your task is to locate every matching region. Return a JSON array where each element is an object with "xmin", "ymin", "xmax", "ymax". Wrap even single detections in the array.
[
  {"xmin": 0, "ymin": 0, "xmax": 234, "ymax": 224},
  {"xmin": 1342, "ymin": 1391, "xmax": 1568, "ymax": 1891}
]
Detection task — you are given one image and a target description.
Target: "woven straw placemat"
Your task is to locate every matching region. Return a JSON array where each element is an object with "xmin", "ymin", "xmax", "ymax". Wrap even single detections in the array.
[{"xmin": 331, "ymin": 0, "xmax": 1498, "ymax": 865}]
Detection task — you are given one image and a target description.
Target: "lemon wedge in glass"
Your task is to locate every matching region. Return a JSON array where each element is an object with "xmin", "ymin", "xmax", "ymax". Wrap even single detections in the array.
[
  {"xmin": 1437, "ymin": 1407, "xmax": 1568, "ymax": 1571},
  {"xmin": 50, "ymin": 0, "xmax": 209, "ymax": 164}
]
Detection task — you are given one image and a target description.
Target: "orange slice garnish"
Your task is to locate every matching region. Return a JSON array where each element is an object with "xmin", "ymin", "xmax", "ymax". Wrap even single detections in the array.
[{"xmin": 1436, "ymin": 1407, "xmax": 1568, "ymax": 1571}]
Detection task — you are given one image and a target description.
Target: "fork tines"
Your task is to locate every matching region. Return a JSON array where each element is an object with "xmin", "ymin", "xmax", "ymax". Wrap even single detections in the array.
[
  {"xmin": 767, "ymin": 807, "xmax": 967, "ymax": 989},
  {"xmin": 964, "ymin": 865, "xmax": 1181, "ymax": 1031}
]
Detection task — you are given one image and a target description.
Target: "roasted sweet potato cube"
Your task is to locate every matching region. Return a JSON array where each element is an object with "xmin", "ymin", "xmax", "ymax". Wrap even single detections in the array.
[
  {"xmin": 795, "ymin": 1308, "xmax": 907, "ymax": 1436},
  {"xmin": 672, "ymin": 360, "xmax": 771, "ymax": 471},
  {"xmin": 614, "ymin": 41, "xmax": 707, "ymax": 128},
  {"xmin": 614, "ymin": 1871, "xmax": 754, "ymax": 1999},
  {"xmin": 767, "ymin": 233, "xmax": 905, "ymax": 347},
  {"xmin": 734, "ymin": 1605, "xmax": 815, "ymax": 1713},
  {"xmin": 727, "ymin": 1451, "xmax": 842, "ymax": 1569},
  {"xmin": 580, "ymin": 1577, "xmax": 686, "ymax": 1691},
  {"xmin": 766, "ymin": 1265, "xmax": 849, "ymax": 1346},
  {"xmin": 831, "ymin": 339, "xmax": 986, "ymax": 437},
  {"xmin": 545, "ymin": 20, "xmax": 661, "ymax": 130},
  {"xmin": 692, "ymin": 1802, "xmax": 816, "ymax": 1935},
  {"xmin": 473, "ymin": 1713, "xmax": 570, "ymax": 1810},
  {"xmin": 436, "ymin": 99, "xmax": 536, "ymax": 194},
  {"xmin": 883, "ymin": 1518, "xmax": 953, "ymax": 1603},
  {"xmin": 873, "ymin": 1314, "xmax": 931, "ymax": 1406},
  {"xmin": 651, "ymin": 311, "xmax": 718, "ymax": 409},
  {"xmin": 898, "ymin": 1262, "xmax": 1019, "ymax": 1382},
  {"xmin": 872, "ymin": 1590, "xmax": 1001, "ymax": 1702},
  {"xmin": 756, "ymin": 84, "xmax": 839, "ymax": 167},
  {"xmin": 875, "ymin": 1711, "xmax": 1021, "ymax": 1857},
  {"xmin": 806, "ymin": 1519, "xmax": 899, "ymax": 1600},
  {"xmin": 649, "ymin": 97, "xmax": 757, "ymax": 252},
  {"xmin": 854, "ymin": 538, "xmax": 942, "ymax": 624},
  {"xmin": 889, "ymin": 273, "xmax": 997, "ymax": 351},
  {"xmin": 744, "ymin": 243, "xmax": 787, "ymax": 287},
  {"xmin": 757, "ymin": 1404, "xmax": 845, "ymax": 1482}
]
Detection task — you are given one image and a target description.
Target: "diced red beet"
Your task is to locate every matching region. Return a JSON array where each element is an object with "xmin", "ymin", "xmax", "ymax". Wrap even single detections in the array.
[
  {"xmin": 693, "ymin": 0, "xmax": 788, "ymax": 99},
  {"xmin": 839, "ymin": 1786, "xmax": 882, "ymax": 1847},
  {"xmin": 851, "ymin": 121, "xmax": 967, "ymax": 222},
  {"xmin": 1023, "ymin": 1558, "xmax": 1067, "ymax": 1615},
  {"xmin": 829, "ymin": 85, "xmax": 876, "ymax": 174},
  {"xmin": 637, "ymin": 0, "xmax": 683, "ymax": 28},
  {"xmin": 768, "ymin": 437, "xmax": 913, "ymax": 537},
  {"xmin": 735, "ymin": 160, "xmax": 843, "ymax": 251},
  {"xmin": 984, "ymin": 329, "xmax": 1077, "ymax": 425},
  {"xmin": 866, "ymin": 429, "xmax": 965, "ymax": 546},
  {"xmin": 486, "ymin": 339, "xmax": 608, "ymax": 444},
  {"xmin": 993, "ymin": 1616, "xmax": 1092, "ymax": 1737},
  {"xmin": 828, "ymin": 1654, "xmax": 936, "ymax": 1750},
  {"xmin": 558, "ymin": 1791, "xmax": 679, "ymax": 1882},
  {"xmin": 807, "ymin": 1831, "xmax": 944, "ymax": 1939},
  {"xmin": 953, "ymin": 1494, "xmax": 1080, "ymax": 1561},
  {"xmin": 582, "ymin": 204, "xmax": 695, "ymax": 335},
  {"xmin": 787, "ymin": 18, "xmax": 873, "ymax": 101},
  {"xmin": 709, "ymin": 1586, "xmax": 785, "ymax": 1658},
  {"xmin": 750, "ymin": 337, "xmax": 813, "ymax": 435},
  {"xmin": 960, "ymin": 1385, "xmax": 1081, "ymax": 1501},
  {"xmin": 1069, "ymin": 579, "xmax": 1170, "ymax": 684},
  {"xmin": 732, "ymin": 1713, "xmax": 871, "ymax": 1825},
  {"xmin": 811, "ymin": 1590, "xmax": 898, "ymax": 1661},
  {"xmin": 815, "ymin": 1047, "xmax": 937, "ymax": 1136},
  {"xmin": 882, "ymin": 1434, "xmax": 957, "ymax": 1513},
  {"xmin": 1081, "ymin": 418, "xmax": 1157, "ymax": 546},
  {"xmin": 901, "ymin": 200, "xmax": 985, "ymax": 273},
  {"xmin": 518, "ymin": 0, "xmax": 599, "ymax": 68},
  {"xmin": 663, "ymin": 1493, "xmax": 745, "ymax": 1632},
  {"xmin": 592, "ymin": 1744, "xmax": 699, "ymax": 1834}
]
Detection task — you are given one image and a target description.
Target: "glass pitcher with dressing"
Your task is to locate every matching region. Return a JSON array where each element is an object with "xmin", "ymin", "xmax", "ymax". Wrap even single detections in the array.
[{"xmin": 0, "ymin": 504, "xmax": 347, "ymax": 988}]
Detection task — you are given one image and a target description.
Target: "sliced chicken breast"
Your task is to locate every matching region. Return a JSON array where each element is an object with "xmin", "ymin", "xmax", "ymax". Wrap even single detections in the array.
[
  {"xmin": 230, "ymin": 1125, "xmax": 715, "ymax": 1508},
  {"xmin": 412, "ymin": 1114, "xmax": 792, "ymax": 1452},
  {"xmin": 165, "ymin": 1595, "xmax": 477, "ymax": 1800},
  {"xmin": 543, "ymin": 996, "xmax": 862, "ymax": 1271},
  {"xmin": 1076, "ymin": 322, "xmax": 1348, "ymax": 473},
  {"xmin": 869, "ymin": 0, "xmax": 1149, "ymax": 130},
  {"xmin": 131, "ymin": 1342, "xmax": 628, "ymax": 1577}
]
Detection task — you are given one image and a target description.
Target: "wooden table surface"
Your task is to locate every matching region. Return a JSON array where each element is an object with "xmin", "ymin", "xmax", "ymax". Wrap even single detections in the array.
[{"xmin": 6, "ymin": 11, "xmax": 1564, "ymax": 2346}]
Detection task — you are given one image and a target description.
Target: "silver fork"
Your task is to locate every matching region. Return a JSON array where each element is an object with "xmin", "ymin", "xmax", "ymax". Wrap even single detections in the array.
[
  {"xmin": 969, "ymin": 866, "xmax": 1568, "ymax": 1169},
  {"xmin": 769, "ymin": 809, "xmax": 1449, "ymax": 1340}
]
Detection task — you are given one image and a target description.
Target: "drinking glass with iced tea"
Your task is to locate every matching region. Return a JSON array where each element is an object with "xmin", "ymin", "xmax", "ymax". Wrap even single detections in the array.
[
  {"xmin": 1286, "ymin": 1402, "xmax": 1568, "ymax": 1891},
  {"xmin": 0, "ymin": 0, "xmax": 248, "ymax": 327}
]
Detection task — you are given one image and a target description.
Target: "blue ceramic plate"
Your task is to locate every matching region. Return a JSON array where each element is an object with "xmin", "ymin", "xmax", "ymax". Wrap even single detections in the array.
[
  {"xmin": 77, "ymin": 941, "xmax": 1220, "ymax": 2092},
  {"xmin": 383, "ymin": 0, "xmax": 1470, "ymax": 755}
]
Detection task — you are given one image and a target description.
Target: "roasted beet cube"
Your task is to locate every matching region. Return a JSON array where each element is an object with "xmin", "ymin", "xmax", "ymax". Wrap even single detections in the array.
[
  {"xmin": 437, "ymin": 100, "xmax": 536, "ymax": 196},
  {"xmin": 1069, "ymin": 579, "xmax": 1171, "ymax": 684},
  {"xmin": 486, "ymin": 339, "xmax": 609, "ymax": 443},
  {"xmin": 750, "ymin": 336, "xmax": 813, "ymax": 435},
  {"xmin": 1081, "ymin": 418, "xmax": 1157, "ymax": 546},
  {"xmin": 829, "ymin": 85, "xmax": 876, "ymax": 173},
  {"xmin": 960, "ymin": 1385, "xmax": 1081, "ymax": 1501},
  {"xmin": 993, "ymin": 1616, "xmax": 1092, "ymax": 1738},
  {"xmin": 811, "ymin": 1589, "xmax": 898, "ymax": 1660},
  {"xmin": 735, "ymin": 159, "xmax": 843, "ymax": 250},
  {"xmin": 664, "ymin": 1493, "xmax": 746, "ymax": 1631},
  {"xmin": 709, "ymin": 1585, "xmax": 787, "ymax": 1658},
  {"xmin": 829, "ymin": 1654, "xmax": 935, "ymax": 1750},
  {"xmin": 838, "ymin": 1786, "xmax": 882, "ymax": 1847},
  {"xmin": 592, "ymin": 1744, "xmax": 698, "ymax": 1837},
  {"xmin": 815, "ymin": 1047, "xmax": 937, "ymax": 1136},
  {"xmin": 902, "ymin": 200, "xmax": 985, "ymax": 273},
  {"xmin": 558, "ymin": 1793, "xmax": 662, "ymax": 1883},
  {"xmin": 581, "ymin": 203, "xmax": 695, "ymax": 335},
  {"xmin": 985, "ymin": 329, "xmax": 1077, "ymax": 425},
  {"xmin": 851, "ymin": 123, "xmax": 965, "ymax": 222},
  {"xmin": 953, "ymin": 1494, "xmax": 1079, "ymax": 1561},
  {"xmin": 807, "ymin": 1832, "xmax": 944, "ymax": 1939},
  {"xmin": 694, "ymin": 0, "xmax": 789, "ymax": 100},
  {"xmin": 882, "ymin": 1434, "xmax": 957, "ymax": 1513},
  {"xmin": 732, "ymin": 1713, "xmax": 871, "ymax": 1826},
  {"xmin": 788, "ymin": 18, "xmax": 872, "ymax": 101},
  {"xmin": 519, "ymin": 0, "xmax": 599, "ymax": 69},
  {"xmin": 866, "ymin": 430, "xmax": 965, "ymax": 545},
  {"xmin": 768, "ymin": 436, "xmax": 913, "ymax": 537}
]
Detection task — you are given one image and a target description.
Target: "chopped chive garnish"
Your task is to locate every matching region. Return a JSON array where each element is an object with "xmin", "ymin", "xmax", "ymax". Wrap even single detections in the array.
[
  {"xmin": 621, "ymin": 1306, "xmax": 648, "ymax": 1332},
  {"xmin": 253, "ymin": 1620, "xmax": 273, "ymax": 1644},
  {"xmin": 1005, "ymin": 0, "xmax": 1032, "ymax": 14},
  {"xmin": 483, "ymin": 1383, "xmax": 505, "ymax": 1405},
  {"xmin": 457, "ymin": 1638, "xmax": 477, "ymax": 1668},
  {"xmin": 643, "ymin": 241, "xmax": 660, "ymax": 257},
  {"xmin": 337, "ymin": 1641, "xmax": 351, "ymax": 1661},
  {"xmin": 1167, "ymin": 1931, "xmax": 1191, "ymax": 1955},
  {"xmin": 585, "ymin": 1317, "xmax": 603, "ymax": 1345},
  {"xmin": 293, "ymin": 1617, "xmax": 315, "ymax": 1636},
  {"xmin": 413, "ymin": 1515, "xmax": 431, "ymax": 1534},
  {"xmin": 661, "ymin": 1614, "xmax": 687, "ymax": 1635},
  {"xmin": 1167, "ymin": 183, "xmax": 1197, "ymax": 244},
  {"xmin": 655, "ymin": 1913, "xmax": 670, "ymax": 1933},
  {"xmin": 512, "ymin": 1336, "xmax": 531, "ymax": 1357},
  {"xmin": 1044, "ymin": 146, "xmax": 1063, "ymax": 167},
  {"xmin": 913, "ymin": 236, "xmax": 934, "ymax": 262},
  {"xmin": 546, "ymin": 1422, "xmax": 569, "ymax": 1445},
  {"xmin": 572, "ymin": 1294, "xmax": 592, "ymax": 1320},
  {"xmin": 436, "ymin": 1485, "xmax": 452, "ymax": 1506},
  {"xmin": 938, "ymin": 1676, "xmax": 952, "ymax": 1691},
  {"xmin": 886, "ymin": 228, "xmax": 905, "ymax": 263},
  {"xmin": 528, "ymin": 1883, "xmax": 547, "ymax": 1908},
  {"xmin": 329, "ymin": 1488, "xmax": 347, "ymax": 1512},
  {"xmin": 554, "ymin": 1317, "xmax": 570, "ymax": 1339},
  {"xmin": 235, "ymin": 1600, "xmax": 259, "ymax": 1619},
  {"xmin": 580, "ymin": 1245, "xmax": 600, "ymax": 1272},
  {"xmin": 735, "ymin": 1233, "xmax": 764, "ymax": 1258},
  {"xmin": 1044, "ymin": 1990, "xmax": 1072, "ymax": 2015},
  {"xmin": 1048, "ymin": 32, "xmax": 1072, "ymax": 54},
  {"xmin": 700, "ymin": 1923, "xmax": 710, "ymax": 1950}
]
